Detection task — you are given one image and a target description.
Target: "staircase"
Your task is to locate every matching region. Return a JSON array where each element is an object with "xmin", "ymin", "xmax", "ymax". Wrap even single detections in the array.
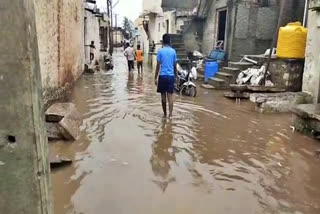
[
  {"xmin": 205, "ymin": 62, "xmax": 253, "ymax": 90},
  {"xmin": 169, "ymin": 34, "xmax": 189, "ymax": 68}
]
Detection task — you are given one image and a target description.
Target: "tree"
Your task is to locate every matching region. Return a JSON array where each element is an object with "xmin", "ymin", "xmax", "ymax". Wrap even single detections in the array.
[{"xmin": 123, "ymin": 17, "xmax": 134, "ymax": 39}]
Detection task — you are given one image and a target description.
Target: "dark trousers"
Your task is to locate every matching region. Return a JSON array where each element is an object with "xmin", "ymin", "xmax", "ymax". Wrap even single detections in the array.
[
  {"xmin": 128, "ymin": 60, "xmax": 134, "ymax": 71},
  {"xmin": 137, "ymin": 61, "xmax": 143, "ymax": 72},
  {"xmin": 90, "ymin": 53, "xmax": 94, "ymax": 62}
]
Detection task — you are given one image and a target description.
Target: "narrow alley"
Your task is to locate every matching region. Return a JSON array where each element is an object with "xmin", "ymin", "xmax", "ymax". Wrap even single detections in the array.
[{"xmin": 51, "ymin": 49, "xmax": 320, "ymax": 214}]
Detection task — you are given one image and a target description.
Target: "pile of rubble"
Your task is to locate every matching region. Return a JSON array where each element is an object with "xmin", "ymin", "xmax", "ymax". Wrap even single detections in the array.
[{"xmin": 45, "ymin": 103, "xmax": 82, "ymax": 168}]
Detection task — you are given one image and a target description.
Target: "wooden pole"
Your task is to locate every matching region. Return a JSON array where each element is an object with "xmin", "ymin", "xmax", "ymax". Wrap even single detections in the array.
[{"xmin": 262, "ymin": 0, "xmax": 286, "ymax": 85}]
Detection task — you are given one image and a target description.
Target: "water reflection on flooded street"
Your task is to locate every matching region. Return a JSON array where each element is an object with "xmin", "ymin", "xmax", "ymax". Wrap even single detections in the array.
[{"xmin": 52, "ymin": 49, "xmax": 320, "ymax": 214}]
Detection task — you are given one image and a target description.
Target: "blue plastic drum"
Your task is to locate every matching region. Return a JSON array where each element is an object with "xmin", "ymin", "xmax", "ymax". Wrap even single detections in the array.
[{"xmin": 204, "ymin": 62, "xmax": 219, "ymax": 83}]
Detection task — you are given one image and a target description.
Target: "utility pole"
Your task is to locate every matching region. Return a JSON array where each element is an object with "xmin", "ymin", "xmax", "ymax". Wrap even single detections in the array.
[
  {"xmin": 0, "ymin": 0, "xmax": 52, "ymax": 213},
  {"xmin": 107, "ymin": 0, "xmax": 114, "ymax": 55},
  {"xmin": 115, "ymin": 14, "xmax": 118, "ymax": 45}
]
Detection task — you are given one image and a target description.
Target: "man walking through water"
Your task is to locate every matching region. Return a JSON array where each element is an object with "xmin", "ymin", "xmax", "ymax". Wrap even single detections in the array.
[
  {"xmin": 155, "ymin": 34, "xmax": 177, "ymax": 118},
  {"xmin": 124, "ymin": 42, "xmax": 135, "ymax": 72}
]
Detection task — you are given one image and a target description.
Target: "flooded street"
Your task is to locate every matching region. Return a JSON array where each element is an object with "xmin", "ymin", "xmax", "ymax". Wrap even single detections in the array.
[{"xmin": 52, "ymin": 49, "xmax": 320, "ymax": 214}]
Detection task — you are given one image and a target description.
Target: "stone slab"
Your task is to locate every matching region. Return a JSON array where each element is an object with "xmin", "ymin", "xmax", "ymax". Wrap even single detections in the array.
[
  {"xmin": 50, "ymin": 155, "xmax": 72, "ymax": 169},
  {"xmin": 46, "ymin": 122, "xmax": 64, "ymax": 141},
  {"xmin": 57, "ymin": 107, "xmax": 82, "ymax": 141},
  {"xmin": 224, "ymin": 92, "xmax": 250, "ymax": 99},
  {"xmin": 229, "ymin": 84, "xmax": 248, "ymax": 92},
  {"xmin": 201, "ymin": 84, "xmax": 215, "ymax": 89},
  {"xmin": 292, "ymin": 114, "xmax": 320, "ymax": 137},
  {"xmin": 250, "ymin": 92, "xmax": 313, "ymax": 113},
  {"xmin": 247, "ymin": 86, "xmax": 286, "ymax": 93},
  {"xmin": 45, "ymin": 103, "xmax": 76, "ymax": 122},
  {"xmin": 291, "ymin": 104, "xmax": 320, "ymax": 121}
]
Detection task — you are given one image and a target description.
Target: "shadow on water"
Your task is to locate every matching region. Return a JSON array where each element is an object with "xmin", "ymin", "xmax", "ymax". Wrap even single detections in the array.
[{"xmin": 51, "ymin": 49, "xmax": 320, "ymax": 214}]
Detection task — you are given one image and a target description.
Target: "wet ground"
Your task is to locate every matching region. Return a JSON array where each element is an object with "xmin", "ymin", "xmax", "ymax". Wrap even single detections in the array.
[{"xmin": 51, "ymin": 49, "xmax": 320, "ymax": 214}]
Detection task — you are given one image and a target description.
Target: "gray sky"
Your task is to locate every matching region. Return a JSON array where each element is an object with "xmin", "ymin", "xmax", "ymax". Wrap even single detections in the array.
[{"xmin": 97, "ymin": 0, "xmax": 143, "ymax": 23}]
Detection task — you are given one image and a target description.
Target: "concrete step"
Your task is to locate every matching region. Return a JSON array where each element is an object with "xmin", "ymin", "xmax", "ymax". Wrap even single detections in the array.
[
  {"xmin": 222, "ymin": 67, "xmax": 241, "ymax": 77},
  {"xmin": 215, "ymin": 72, "xmax": 235, "ymax": 83},
  {"xmin": 228, "ymin": 62, "xmax": 253, "ymax": 71},
  {"xmin": 176, "ymin": 50, "xmax": 187, "ymax": 55},
  {"xmin": 201, "ymin": 84, "xmax": 215, "ymax": 90},
  {"xmin": 172, "ymin": 43, "xmax": 185, "ymax": 48},
  {"xmin": 197, "ymin": 74, "xmax": 204, "ymax": 81},
  {"xmin": 208, "ymin": 77, "xmax": 228, "ymax": 90}
]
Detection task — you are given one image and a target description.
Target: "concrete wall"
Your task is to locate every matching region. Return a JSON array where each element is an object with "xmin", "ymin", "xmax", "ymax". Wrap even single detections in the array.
[
  {"xmin": 302, "ymin": 9, "xmax": 320, "ymax": 103},
  {"xmin": 0, "ymin": 0, "xmax": 52, "ymax": 213},
  {"xmin": 202, "ymin": 0, "xmax": 228, "ymax": 55},
  {"xmin": 143, "ymin": 0, "xmax": 162, "ymax": 13},
  {"xmin": 183, "ymin": 20, "xmax": 203, "ymax": 52},
  {"xmin": 85, "ymin": 10, "xmax": 101, "ymax": 64},
  {"xmin": 231, "ymin": 1, "xmax": 279, "ymax": 60},
  {"xmin": 162, "ymin": 0, "xmax": 199, "ymax": 9},
  {"xmin": 134, "ymin": 18, "xmax": 150, "ymax": 58},
  {"xmin": 35, "ymin": 0, "xmax": 85, "ymax": 106}
]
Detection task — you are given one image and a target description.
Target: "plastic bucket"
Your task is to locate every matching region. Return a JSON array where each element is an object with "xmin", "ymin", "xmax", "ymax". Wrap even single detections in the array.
[{"xmin": 205, "ymin": 61, "xmax": 219, "ymax": 82}]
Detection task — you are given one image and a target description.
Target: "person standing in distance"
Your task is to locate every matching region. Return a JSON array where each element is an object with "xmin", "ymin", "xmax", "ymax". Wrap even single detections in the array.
[
  {"xmin": 123, "ymin": 42, "xmax": 135, "ymax": 72},
  {"xmin": 135, "ymin": 45, "xmax": 144, "ymax": 74},
  {"xmin": 154, "ymin": 34, "xmax": 177, "ymax": 118}
]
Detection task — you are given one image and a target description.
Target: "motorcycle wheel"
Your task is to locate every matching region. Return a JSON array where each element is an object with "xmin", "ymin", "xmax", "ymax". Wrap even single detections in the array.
[{"xmin": 180, "ymin": 85, "xmax": 197, "ymax": 97}]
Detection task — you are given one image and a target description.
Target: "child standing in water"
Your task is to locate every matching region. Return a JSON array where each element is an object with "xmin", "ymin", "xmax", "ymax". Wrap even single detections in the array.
[
  {"xmin": 136, "ymin": 45, "xmax": 144, "ymax": 74},
  {"xmin": 154, "ymin": 34, "xmax": 177, "ymax": 118}
]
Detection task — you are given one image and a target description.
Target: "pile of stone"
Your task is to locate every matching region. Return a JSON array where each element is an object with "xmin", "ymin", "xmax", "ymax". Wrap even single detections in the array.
[{"xmin": 45, "ymin": 103, "xmax": 82, "ymax": 141}]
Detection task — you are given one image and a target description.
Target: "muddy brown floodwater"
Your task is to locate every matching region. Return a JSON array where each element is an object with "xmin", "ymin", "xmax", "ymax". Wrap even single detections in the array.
[{"xmin": 51, "ymin": 49, "xmax": 320, "ymax": 214}]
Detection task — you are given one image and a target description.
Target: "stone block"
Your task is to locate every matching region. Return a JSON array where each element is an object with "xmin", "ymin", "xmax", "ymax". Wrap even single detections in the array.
[
  {"xmin": 57, "ymin": 107, "xmax": 82, "ymax": 141},
  {"xmin": 46, "ymin": 123, "xmax": 64, "ymax": 141},
  {"xmin": 266, "ymin": 58, "xmax": 304, "ymax": 92},
  {"xmin": 292, "ymin": 104, "xmax": 320, "ymax": 121},
  {"xmin": 230, "ymin": 84, "xmax": 248, "ymax": 92},
  {"xmin": 45, "ymin": 103, "xmax": 76, "ymax": 122},
  {"xmin": 224, "ymin": 92, "xmax": 250, "ymax": 99},
  {"xmin": 250, "ymin": 92, "xmax": 313, "ymax": 113}
]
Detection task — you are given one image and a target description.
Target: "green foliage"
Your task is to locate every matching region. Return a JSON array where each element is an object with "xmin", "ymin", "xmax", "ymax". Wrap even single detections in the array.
[{"xmin": 122, "ymin": 17, "xmax": 134, "ymax": 39}]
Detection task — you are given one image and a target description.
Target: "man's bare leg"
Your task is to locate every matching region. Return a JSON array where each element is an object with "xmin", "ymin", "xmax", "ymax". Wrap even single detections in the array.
[
  {"xmin": 167, "ymin": 93, "xmax": 173, "ymax": 118},
  {"xmin": 161, "ymin": 93, "xmax": 167, "ymax": 117}
]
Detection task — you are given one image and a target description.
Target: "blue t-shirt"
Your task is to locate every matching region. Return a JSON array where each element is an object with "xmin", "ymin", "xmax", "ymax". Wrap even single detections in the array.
[{"xmin": 157, "ymin": 46, "xmax": 177, "ymax": 76}]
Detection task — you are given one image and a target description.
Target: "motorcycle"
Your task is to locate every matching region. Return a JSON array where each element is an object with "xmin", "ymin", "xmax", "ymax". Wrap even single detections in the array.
[
  {"xmin": 103, "ymin": 54, "xmax": 114, "ymax": 70},
  {"xmin": 175, "ymin": 63, "xmax": 197, "ymax": 97}
]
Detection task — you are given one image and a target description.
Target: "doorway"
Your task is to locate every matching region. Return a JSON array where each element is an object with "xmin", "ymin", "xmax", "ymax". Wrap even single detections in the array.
[
  {"xmin": 216, "ymin": 9, "xmax": 227, "ymax": 50},
  {"xmin": 166, "ymin": 19, "xmax": 169, "ymax": 34}
]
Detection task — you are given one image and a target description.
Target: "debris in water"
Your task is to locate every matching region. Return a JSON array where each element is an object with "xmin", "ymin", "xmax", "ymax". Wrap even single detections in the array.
[
  {"xmin": 290, "ymin": 126, "xmax": 296, "ymax": 132},
  {"xmin": 0, "ymin": 161, "xmax": 5, "ymax": 166},
  {"xmin": 277, "ymin": 162, "xmax": 283, "ymax": 167},
  {"xmin": 122, "ymin": 162, "xmax": 129, "ymax": 166},
  {"xmin": 110, "ymin": 158, "xmax": 117, "ymax": 162},
  {"xmin": 50, "ymin": 155, "xmax": 72, "ymax": 168}
]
